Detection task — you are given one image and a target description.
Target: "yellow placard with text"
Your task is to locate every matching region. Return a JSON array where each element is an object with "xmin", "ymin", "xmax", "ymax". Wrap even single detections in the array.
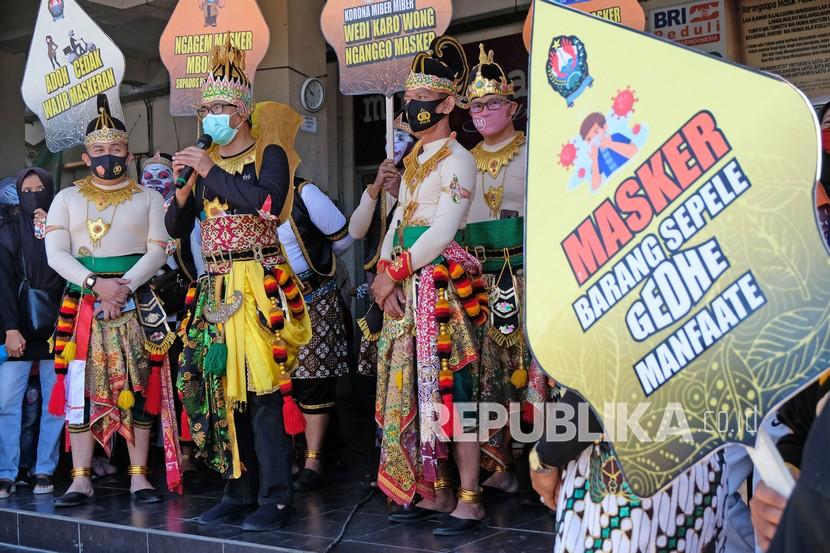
[{"xmin": 526, "ymin": 0, "xmax": 827, "ymax": 496}]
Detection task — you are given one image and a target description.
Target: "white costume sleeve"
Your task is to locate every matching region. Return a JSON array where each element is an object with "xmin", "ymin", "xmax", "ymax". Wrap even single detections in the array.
[
  {"xmin": 407, "ymin": 153, "xmax": 476, "ymax": 271},
  {"xmin": 302, "ymin": 183, "xmax": 354, "ymax": 255},
  {"xmin": 45, "ymin": 191, "xmax": 92, "ymax": 287},
  {"xmin": 348, "ymin": 188, "xmax": 378, "ymax": 240},
  {"xmin": 122, "ymin": 190, "xmax": 169, "ymax": 290}
]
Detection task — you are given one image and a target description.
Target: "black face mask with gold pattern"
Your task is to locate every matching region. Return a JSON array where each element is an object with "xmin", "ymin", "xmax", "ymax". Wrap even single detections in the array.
[
  {"xmin": 88, "ymin": 154, "xmax": 127, "ymax": 181},
  {"xmin": 404, "ymin": 98, "xmax": 447, "ymax": 133}
]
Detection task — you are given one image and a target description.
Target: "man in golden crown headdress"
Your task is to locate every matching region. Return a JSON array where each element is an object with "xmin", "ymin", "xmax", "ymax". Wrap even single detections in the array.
[
  {"xmin": 463, "ymin": 44, "xmax": 551, "ymax": 493},
  {"xmin": 167, "ymin": 36, "xmax": 311, "ymax": 532},
  {"xmin": 45, "ymin": 94, "xmax": 179, "ymax": 507},
  {"xmin": 371, "ymin": 36, "xmax": 491, "ymax": 536}
]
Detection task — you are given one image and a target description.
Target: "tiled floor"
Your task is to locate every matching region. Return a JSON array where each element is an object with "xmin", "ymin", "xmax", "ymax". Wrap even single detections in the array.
[
  {"xmin": 0, "ymin": 472, "xmax": 556, "ymax": 553},
  {"xmin": 0, "ymin": 388, "xmax": 556, "ymax": 552}
]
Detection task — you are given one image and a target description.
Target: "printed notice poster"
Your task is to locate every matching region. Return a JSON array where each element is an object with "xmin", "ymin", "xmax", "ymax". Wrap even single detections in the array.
[
  {"xmin": 321, "ymin": 0, "xmax": 452, "ymax": 96},
  {"xmin": 526, "ymin": 0, "xmax": 827, "ymax": 496},
  {"xmin": 159, "ymin": 0, "xmax": 270, "ymax": 116},
  {"xmin": 646, "ymin": 0, "xmax": 729, "ymax": 57},
  {"xmin": 20, "ymin": 0, "xmax": 126, "ymax": 153},
  {"xmin": 740, "ymin": 0, "xmax": 830, "ymax": 102}
]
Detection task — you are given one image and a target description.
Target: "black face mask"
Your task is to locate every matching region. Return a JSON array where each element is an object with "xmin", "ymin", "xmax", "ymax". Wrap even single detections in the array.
[
  {"xmin": 405, "ymin": 98, "xmax": 447, "ymax": 133},
  {"xmin": 18, "ymin": 189, "xmax": 52, "ymax": 217},
  {"xmin": 88, "ymin": 154, "xmax": 128, "ymax": 181}
]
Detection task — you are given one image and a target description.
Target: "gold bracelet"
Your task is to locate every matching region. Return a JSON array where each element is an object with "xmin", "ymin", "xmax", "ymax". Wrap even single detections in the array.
[
  {"xmin": 457, "ymin": 487, "xmax": 484, "ymax": 504},
  {"xmin": 127, "ymin": 465, "xmax": 149, "ymax": 476},
  {"xmin": 304, "ymin": 450, "xmax": 324, "ymax": 461},
  {"xmin": 434, "ymin": 476, "xmax": 454, "ymax": 490},
  {"xmin": 70, "ymin": 467, "xmax": 93, "ymax": 479}
]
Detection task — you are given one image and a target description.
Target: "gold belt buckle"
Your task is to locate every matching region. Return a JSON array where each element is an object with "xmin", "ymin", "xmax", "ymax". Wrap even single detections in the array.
[
  {"xmin": 473, "ymin": 245, "xmax": 487, "ymax": 263},
  {"xmin": 208, "ymin": 250, "xmax": 226, "ymax": 265},
  {"xmin": 251, "ymin": 244, "xmax": 264, "ymax": 263},
  {"xmin": 301, "ymin": 279, "xmax": 313, "ymax": 296}
]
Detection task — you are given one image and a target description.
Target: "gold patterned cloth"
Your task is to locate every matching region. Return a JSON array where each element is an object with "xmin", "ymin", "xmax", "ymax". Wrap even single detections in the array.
[
  {"xmin": 200, "ymin": 214, "xmax": 287, "ymax": 274},
  {"xmin": 87, "ymin": 312, "xmax": 151, "ymax": 454},
  {"xmin": 375, "ymin": 248, "xmax": 480, "ymax": 506}
]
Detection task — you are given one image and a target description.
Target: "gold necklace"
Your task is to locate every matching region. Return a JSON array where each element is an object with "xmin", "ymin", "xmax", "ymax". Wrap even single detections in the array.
[
  {"xmin": 75, "ymin": 176, "xmax": 140, "ymax": 211},
  {"xmin": 85, "ymin": 201, "xmax": 119, "ymax": 249},
  {"xmin": 480, "ymin": 168, "xmax": 510, "ymax": 219},
  {"xmin": 471, "ymin": 132, "xmax": 526, "ymax": 179},
  {"xmin": 402, "ymin": 139, "xmax": 452, "ymax": 196},
  {"xmin": 209, "ymin": 143, "xmax": 256, "ymax": 175}
]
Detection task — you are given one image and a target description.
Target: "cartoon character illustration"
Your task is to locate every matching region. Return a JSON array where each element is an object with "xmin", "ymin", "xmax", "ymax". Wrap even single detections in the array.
[
  {"xmin": 46, "ymin": 35, "xmax": 61, "ymax": 70},
  {"xmin": 581, "ymin": 112, "xmax": 639, "ymax": 191},
  {"xmin": 546, "ymin": 35, "xmax": 592, "ymax": 107},
  {"xmin": 559, "ymin": 87, "xmax": 649, "ymax": 192},
  {"xmin": 48, "ymin": 0, "xmax": 64, "ymax": 21},
  {"xmin": 200, "ymin": 0, "xmax": 224, "ymax": 27},
  {"xmin": 63, "ymin": 30, "xmax": 96, "ymax": 63}
]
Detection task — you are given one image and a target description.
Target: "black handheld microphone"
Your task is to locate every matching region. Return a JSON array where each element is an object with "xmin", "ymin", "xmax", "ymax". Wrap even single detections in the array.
[{"xmin": 175, "ymin": 134, "xmax": 213, "ymax": 189}]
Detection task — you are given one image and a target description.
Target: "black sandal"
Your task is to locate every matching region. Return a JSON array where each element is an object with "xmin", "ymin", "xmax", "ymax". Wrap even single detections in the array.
[
  {"xmin": 388, "ymin": 505, "xmax": 447, "ymax": 523},
  {"xmin": 54, "ymin": 491, "xmax": 93, "ymax": 508},
  {"xmin": 433, "ymin": 515, "xmax": 488, "ymax": 536},
  {"xmin": 293, "ymin": 468, "xmax": 324, "ymax": 491},
  {"xmin": 32, "ymin": 474, "xmax": 54, "ymax": 495},
  {"xmin": 131, "ymin": 488, "xmax": 164, "ymax": 504},
  {"xmin": 128, "ymin": 465, "xmax": 164, "ymax": 504},
  {"xmin": 389, "ymin": 476, "xmax": 454, "ymax": 523},
  {"xmin": 433, "ymin": 488, "xmax": 488, "ymax": 536},
  {"xmin": 0, "ymin": 479, "xmax": 15, "ymax": 499}
]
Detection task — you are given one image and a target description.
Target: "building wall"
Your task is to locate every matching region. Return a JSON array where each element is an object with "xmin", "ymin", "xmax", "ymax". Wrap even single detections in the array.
[{"xmin": 0, "ymin": 53, "xmax": 26, "ymax": 178}]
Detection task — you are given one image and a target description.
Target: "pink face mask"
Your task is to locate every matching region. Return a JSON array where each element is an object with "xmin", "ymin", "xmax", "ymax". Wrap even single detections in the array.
[{"xmin": 472, "ymin": 104, "xmax": 514, "ymax": 138}]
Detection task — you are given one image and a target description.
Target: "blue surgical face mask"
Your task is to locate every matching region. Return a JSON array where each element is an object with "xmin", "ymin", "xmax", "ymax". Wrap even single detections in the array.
[{"xmin": 202, "ymin": 113, "xmax": 240, "ymax": 146}]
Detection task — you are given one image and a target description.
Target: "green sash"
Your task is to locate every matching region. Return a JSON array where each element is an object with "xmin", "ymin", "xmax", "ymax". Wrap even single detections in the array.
[
  {"xmin": 464, "ymin": 217, "xmax": 524, "ymax": 272},
  {"xmin": 393, "ymin": 226, "xmax": 464, "ymax": 265},
  {"xmin": 68, "ymin": 254, "xmax": 142, "ymax": 292}
]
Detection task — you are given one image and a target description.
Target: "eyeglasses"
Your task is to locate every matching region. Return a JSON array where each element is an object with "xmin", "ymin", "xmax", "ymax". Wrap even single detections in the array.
[
  {"xmin": 469, "ymin": 98, "xmax": 512, "ymax": 114},
  {"xmin": 196, "ymin": 103, "xmax": 237, "ymax": 118}
]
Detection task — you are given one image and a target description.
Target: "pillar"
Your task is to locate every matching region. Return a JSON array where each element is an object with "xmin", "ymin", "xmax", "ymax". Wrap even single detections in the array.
[
  {"xmin": 255, "ymin": 0, "xmax": 330, "ymax": 191},
  {"xmin": 0, "ymin": 53, "xmax": 26, "ymax": 178}
]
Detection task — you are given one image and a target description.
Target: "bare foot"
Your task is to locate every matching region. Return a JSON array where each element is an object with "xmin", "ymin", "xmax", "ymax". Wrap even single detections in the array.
[
  {"xmin": 65, "ymin": 476, "xmax": 94, "ymax": 497},
  {"xmin": 450, "ymin": 499, "xmax": 485, "ymax": 521},
  {"xmin": 416, "ymin": 487, "xmax": 456, "ymax": 513},
  {"xmin": 482, "ymin": 471, "xmax": 519, "ymax": 494}
]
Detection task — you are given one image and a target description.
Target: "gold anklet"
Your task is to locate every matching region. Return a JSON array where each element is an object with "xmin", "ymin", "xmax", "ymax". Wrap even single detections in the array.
[
  {"xmin": 434, "ymin": 476, "xmax": 454, "ymax": 490},
  {"xmin": 70, "ymin": 467, "xmax": 93, "ymax": 479},
  {"xmin": 304, "ymin": 450, "xmax": 324, "ymax": 460},
  {"xmin": 127, "ymin": 465, "xmax": 149, "ymax": 476},
  {"xmin": 457, "ymin": 487, "xmax": 484, "ymax": 504}
]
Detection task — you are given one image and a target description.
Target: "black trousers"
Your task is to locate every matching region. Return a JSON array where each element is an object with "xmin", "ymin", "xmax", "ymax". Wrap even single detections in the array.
[{"xmin": 223, "ymin": 389, "xmax": 294, "ymax": 507}]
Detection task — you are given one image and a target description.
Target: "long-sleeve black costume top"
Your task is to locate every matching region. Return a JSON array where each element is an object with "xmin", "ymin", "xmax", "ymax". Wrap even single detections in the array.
[{"xmin": 165, "ymin": 144, "xmax": 290, "ymax": 240}]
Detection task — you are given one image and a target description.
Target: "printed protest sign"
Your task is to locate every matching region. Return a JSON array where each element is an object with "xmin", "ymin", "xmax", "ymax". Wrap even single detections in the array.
[
  {"xmin": 21, "ymin": 0, "xmax": 126, "ymax": 153},
  {"xmin": 526, "ymin": 0, "xmax": 827, "ymax": 497},
  {"xmin": 321, "ymin": 0, "xmax": 453, "ymax": 97},
  {"xmin": 523, "ymin": 0, "xmax": 646, "ymax": 51},
  {"xmin": 159, "ymin": 0, "xmax": 270, "ymax": 116}
]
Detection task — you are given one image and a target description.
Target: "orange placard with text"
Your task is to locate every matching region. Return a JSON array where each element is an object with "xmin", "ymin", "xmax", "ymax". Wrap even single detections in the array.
[
  {"xmin": 159, "ymin": 0, "xmax": 269, "ymax": 116},
  {"xmin": 523, "ymin": 0, "xmax": 646, "ymax": 51},
  {"xmin": 321, "ymin": 0, "xmax": 452, "ymax": 96}
]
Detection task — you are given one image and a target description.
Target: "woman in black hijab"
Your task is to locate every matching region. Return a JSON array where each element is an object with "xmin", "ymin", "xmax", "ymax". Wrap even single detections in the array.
[{"xmin": 0, "ymin": 168, "xmax": 65, "ymax": 498}]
